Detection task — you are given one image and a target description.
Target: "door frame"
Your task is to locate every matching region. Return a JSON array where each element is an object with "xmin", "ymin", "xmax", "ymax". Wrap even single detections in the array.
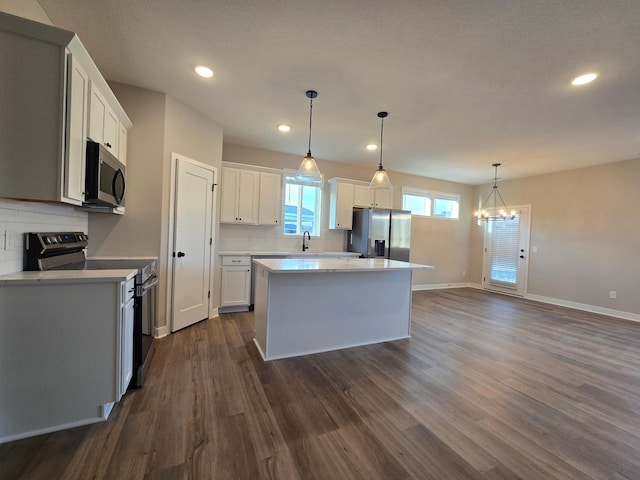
[
  {"xmin": 481, "ymin": 204, "xmax": 531, "ymax": 297},
  {"xmin": 165, "ymin": 152, "xmax": 218, "ymax": 333}
]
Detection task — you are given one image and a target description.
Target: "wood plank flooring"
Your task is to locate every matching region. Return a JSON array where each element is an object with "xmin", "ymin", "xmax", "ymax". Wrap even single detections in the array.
[{"xmin": 3, "ymin": 288, "xmax": 640, "ymax": 479}]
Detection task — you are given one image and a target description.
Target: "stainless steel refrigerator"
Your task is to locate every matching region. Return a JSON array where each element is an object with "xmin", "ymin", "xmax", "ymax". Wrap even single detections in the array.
[{"xmin": 347, "ymin": 207, "xmax": 411, "ymax": 261}]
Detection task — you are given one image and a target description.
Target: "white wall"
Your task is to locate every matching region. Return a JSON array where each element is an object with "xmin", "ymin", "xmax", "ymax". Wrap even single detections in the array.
[{"xmin": 0, "ymin": 198, "xmax": 87, "ymax": 275}]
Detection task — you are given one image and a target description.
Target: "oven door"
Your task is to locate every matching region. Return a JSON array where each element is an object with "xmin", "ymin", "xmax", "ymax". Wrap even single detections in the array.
[{"xmin": 134, "ymin": 275, "xmax": 157, "ymax": 387}]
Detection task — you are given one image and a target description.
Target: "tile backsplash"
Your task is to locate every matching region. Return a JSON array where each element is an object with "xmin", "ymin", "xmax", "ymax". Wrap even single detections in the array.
[
  {"xmin": 218, "ymin": 223, "xmax": 346, "ymax": 253},
  {"xmin": 0, "ymin": 198, "xmax": 88, "ymax": 275}
]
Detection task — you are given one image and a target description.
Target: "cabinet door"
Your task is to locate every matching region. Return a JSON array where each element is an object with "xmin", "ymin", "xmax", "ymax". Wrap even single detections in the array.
[
  {"xmin": 103, "ymin": 108, "xmax": 119, "ymax": 154},
  {"xmin": 64, "ymin": 54, "xmax": 88, "ymax": 204},
  {"xmin": 88, "ymin": 84, "xmax": 106, "ymax": 144},
  {"xmin": 374, "ymin": 188, "xmax": 393, "ymax": 208},
  {"xmin": 118, "ymin": 123, "xmax": 128, "ymax": 165},
  {"xmin": 221, "ymin": 267, "xmax": 251, "ymax": 306},
  {"xmin": 258, "ymin": 172, "xmax": 282, "ymax": 225},
  {"xmin": 237, "ymin": 170, "xmax": 260, "ymax": 224},
  {"xmin": 334, "ymin": 182, "xmax": 354, "ymax": 229},
  {"xmin": 354, "ymin": 185, "xmax": 374, "ymax": 207},
  {"xmin": 220, "ymin": 167, "xmax": 240, "ymax": 223},
  {"xmin": 120, "ymin": 295, "xmax": 134, "ymax": 399}
]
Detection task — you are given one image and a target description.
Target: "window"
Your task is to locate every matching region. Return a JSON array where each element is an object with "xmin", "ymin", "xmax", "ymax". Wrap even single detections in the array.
[
  {"xmin": 402, "ymin": 187, "xmax": 459, "ymax": 220},
  {"xmin": 283, "ymin": 170, "xmax": 322, "ymax": 236}
]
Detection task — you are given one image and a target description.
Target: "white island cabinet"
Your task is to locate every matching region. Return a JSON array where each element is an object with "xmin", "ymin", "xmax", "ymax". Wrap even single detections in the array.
[
  {"xmin": 252, "ymin": 258, "xmax": 432, "ymax": 361},
  {"xmin": 0, "ymin": 269, "xmax": 137, "ymax": 444}
]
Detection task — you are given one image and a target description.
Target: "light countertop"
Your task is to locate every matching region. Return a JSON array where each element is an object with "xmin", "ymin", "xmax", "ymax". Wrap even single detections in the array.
[
  {"xmin": 253, "ymin": 257, "xmax": 433, "ymax": 274},
  {"xmin": 0, "ymin": 269, "xmax": 137, "ymax": 286},
  {"xmin": 220, "ymin": 250, "xmax": 360, "ymax": 257}
]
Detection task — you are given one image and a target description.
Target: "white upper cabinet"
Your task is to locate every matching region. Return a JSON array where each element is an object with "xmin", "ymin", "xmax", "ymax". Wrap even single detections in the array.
[
  {"xmin": 373, "ymin": 188, "xmax": 393, "ymax": 208},
  {"xmin": 329, "ymin": 179, "xmax": 355, "ymax": 230},
  {"xmin": 88, "ymin": 84, "xmax": 120, "ymax": 157},
  {"xmin": 220, "ymin": 167, "xmax": 260, "ymax": 224},
  {"xmin": 329, "ymin": 178, "xmax": 394, "ymax": 229},
  {"xmin": 64, "ymin": 54, "xmax": 89, "ymax": 204},
  {"xmin": 354, "ymin": 184, "xmax": 374, "ymax": 208},
  {"xmin": 0, "ymin": 13, "xmax": 131, "ymax": 206},
  {"xmin": 118, "ymin": 123, "xmax": 128, "ymax": 165},
  {"xmin": 258, "ymin": 172, "xmax": 282, "ymax": 225}
]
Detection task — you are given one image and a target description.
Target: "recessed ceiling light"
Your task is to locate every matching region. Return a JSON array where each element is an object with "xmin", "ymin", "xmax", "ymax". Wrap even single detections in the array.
[
  {"xmin": 571, "ymin": 72, "xmax": 598, "ymax": 86},
  {"xmin": 278, "ymin": 124, "xmax": 291, "ymax": 132},
  {"xmin": 195, "ymin": 65, "xmax": 214, "ymax": 78},
  {"xmin": 366, "ymin": 144, "xmax": 378, "ymax": 151}
]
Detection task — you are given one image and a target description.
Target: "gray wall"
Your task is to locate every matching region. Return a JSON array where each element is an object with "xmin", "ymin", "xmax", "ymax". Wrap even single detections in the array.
[
  {"xmin": 469, "ymin": 158, "xmax": 640, "ymax": 314},
  {"xmin": 90, "ymin": 84, "xmax": 223, "ymax": 333}
]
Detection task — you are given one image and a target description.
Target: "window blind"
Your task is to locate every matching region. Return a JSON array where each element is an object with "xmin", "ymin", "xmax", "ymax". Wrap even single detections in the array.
[{"xmin": 489, "ymin": 214, "xmax": 520, "ymax": 288}]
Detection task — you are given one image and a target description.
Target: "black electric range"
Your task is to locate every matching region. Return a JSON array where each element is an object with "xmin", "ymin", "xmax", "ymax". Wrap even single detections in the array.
[{"xmin": 24, "ymin": 232, "xmax": 157, "ymax": 389}]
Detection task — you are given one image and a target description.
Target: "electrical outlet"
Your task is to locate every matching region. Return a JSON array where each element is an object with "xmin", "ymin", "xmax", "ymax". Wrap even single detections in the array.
[
  {"xmin": 4, "ymin": 230, "xmax": 15, "ymax": 251},
  {"xmin": 609, "ymin": 291, "xmax": 617, "ymax": 299}
]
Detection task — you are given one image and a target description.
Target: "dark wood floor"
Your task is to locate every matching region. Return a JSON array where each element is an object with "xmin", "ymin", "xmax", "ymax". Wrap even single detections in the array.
[{"xmin": 3, "ymin": 288, "xmax": 640, "ymax": 479}]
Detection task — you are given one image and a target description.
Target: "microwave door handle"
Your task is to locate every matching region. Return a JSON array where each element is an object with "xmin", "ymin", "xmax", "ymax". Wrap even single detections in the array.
[{"xmin": 112, "ymin": 168, "xmax": 125, "ymax": 205}]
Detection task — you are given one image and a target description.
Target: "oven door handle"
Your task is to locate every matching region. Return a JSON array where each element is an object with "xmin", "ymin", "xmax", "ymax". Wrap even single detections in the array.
[
  {"xmin": 137, "ymin": 278, "xmax": 159, "ymax": 296},
  {"xmin": 142, "ymin": 278, "xmax": 159, "ymax": 293}
]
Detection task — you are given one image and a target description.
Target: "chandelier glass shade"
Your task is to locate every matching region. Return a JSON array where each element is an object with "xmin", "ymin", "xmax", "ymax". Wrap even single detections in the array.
[{"xmin": 474, "ymin": 163, "xmax": 516, "ymax": 221}]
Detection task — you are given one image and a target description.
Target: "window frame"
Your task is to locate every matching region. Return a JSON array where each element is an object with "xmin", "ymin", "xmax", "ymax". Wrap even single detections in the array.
[
  {"xmin": 401, "ymin": 186, "xmax": 460, "ymax": 220},
  {"xmin": 282, "ymin": 169, "xmax": 323, "ymax": 237}
]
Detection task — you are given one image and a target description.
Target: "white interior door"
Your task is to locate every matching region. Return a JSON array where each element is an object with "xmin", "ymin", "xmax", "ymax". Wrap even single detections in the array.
[
  {"xmin": 482, "ymin": 206, "xmax": 531, "ymax": 296},
  {"xmin": 172, "ymin": 157, "xmax": 214, "ymax": 331}
]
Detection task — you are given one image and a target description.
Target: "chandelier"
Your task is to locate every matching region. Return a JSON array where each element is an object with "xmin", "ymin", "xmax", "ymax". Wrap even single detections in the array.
[{"xmin": 474, "ymin": 163, "xmax": 516, "ymax": 221}]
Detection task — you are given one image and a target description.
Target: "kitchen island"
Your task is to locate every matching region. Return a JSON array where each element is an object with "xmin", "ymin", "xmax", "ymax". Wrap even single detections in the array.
[{"xmin": 252, "ymin": 258, "xmax": 432, "ymax": 360}]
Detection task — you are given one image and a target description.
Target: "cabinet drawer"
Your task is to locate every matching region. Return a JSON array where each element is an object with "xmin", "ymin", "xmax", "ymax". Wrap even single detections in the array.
[
  {"xmin": 121, "ymin": 277, "xmax": 136, "ymax": 303},
  {"xmin": 221, "ymin": 255, "xmax": 251, "ymax": 266}
]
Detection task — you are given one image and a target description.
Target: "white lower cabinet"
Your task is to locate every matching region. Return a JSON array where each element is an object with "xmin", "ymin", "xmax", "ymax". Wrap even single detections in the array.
[
  {"xmin": 0, "ymin": 273, "xmax": 137, "ymax": 443},
  {"xmin": 119, "ymin": 278, "xmax": 135, "ymax": 399},
  {"xmin": 220, "ymin": 255, "xmax": 251, "ymax": 308}
]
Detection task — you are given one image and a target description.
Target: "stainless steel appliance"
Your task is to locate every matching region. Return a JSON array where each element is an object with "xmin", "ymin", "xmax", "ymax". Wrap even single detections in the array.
[
  {"xmin": 24, "ymin": 232, "xmax": 156, "ymax": 388},
  {"xmin": 84, "ymin": 140, "xmax": 126, "ymax": 207},
  {"xmin": 347, "ymin": 207, "xmax": 411, "ymax": 261}
]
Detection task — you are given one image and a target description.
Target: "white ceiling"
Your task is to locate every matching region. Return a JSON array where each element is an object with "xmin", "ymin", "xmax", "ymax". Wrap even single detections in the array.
[{"xmin": 38, "ymin": 0, "xmax": 640, "ymax": 184}]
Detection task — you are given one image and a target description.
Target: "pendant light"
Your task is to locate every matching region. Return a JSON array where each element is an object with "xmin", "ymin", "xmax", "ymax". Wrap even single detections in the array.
[
  {"xmin": 369, "ymin": 111, "xmax": 392, "ymax": 189},
  {"xmin": 473, "ymin": 163, "xmax": 516, "ymax": 221},
  {"xmin": 295, "ymin": 90, "xmax": 322, "ymax": 185}
]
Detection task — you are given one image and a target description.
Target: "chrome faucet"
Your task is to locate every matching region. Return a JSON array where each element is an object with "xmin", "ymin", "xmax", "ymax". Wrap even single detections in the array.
[{"xmin": 302, "ymin": 231, "xmax": 311, "ymax": 251}]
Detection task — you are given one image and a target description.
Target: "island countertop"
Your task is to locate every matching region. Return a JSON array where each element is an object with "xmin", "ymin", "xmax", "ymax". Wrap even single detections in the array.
[
  {"xmin": 253, "ymin": 257, "xmax": 433, "ymax": 274},
  {"xmin": 0, "ymin": 269, "xmax": 138, "ymax": 286}
]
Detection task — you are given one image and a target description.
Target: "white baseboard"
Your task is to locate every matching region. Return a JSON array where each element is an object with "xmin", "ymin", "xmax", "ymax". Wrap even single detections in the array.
[
  {"xmin": 413, "ymin": 282, "xmax": 477, "ymax": 291},
  {"xmin": 155, "ymin": 325, "xmax": 169, "ymax": 338},
  {"xmin": 210, "ymin": 307, "xmax": 219, "ymax": 319},
  {"xmin": 0, "ymin": 415, "xmax": 105, "ymax": 445},
  {"xmin": 525, "ymin": 293, "xmax": 640, "ymax": 323}
]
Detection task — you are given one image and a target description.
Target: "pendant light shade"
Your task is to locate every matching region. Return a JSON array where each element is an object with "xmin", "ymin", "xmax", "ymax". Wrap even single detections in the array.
[
  {"xmin": 296, "ymin": 90, "xmax": 322, "ymax": 185},
  {"xmin": 369, "ymin": 112, "xmax": 392, "ymax": 189},
  {"xmin": 473, "ymin": 163, "xmax": 516, "ymax": 221}
]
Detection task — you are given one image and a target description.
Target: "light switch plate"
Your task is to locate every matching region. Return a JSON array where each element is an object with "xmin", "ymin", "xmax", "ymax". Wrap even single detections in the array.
[{"xmin": 4, "ymin": 230, "xmax": 15, "ymax": 250}]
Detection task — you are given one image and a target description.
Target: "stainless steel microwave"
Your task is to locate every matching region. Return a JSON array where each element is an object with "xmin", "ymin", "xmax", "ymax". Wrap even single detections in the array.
[{"xmin": 84, "ymin": 140, "xmax": 125, "ymax": 207}]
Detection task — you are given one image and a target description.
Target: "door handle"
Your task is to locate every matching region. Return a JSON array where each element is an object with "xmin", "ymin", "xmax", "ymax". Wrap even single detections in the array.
[{"xmin": 177, "ymin": 252, "xmax": 186, "ymax": 258}]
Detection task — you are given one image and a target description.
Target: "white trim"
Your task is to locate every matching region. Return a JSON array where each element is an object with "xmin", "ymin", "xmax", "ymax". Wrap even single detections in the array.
[
  {"xmin": 525, "ymin": 293, "xmax": 640, "ymax": 323},
  {"xmin": 209, "ymin": 307, "xmax": 219, "ymax": 319},
  {"xmin": 0, "ymin": 416, "xmax": 106, "ymax": 445},
  {"xmin": 155, "ymin": 325, "xmax": 169, "ymax": 338},
  {"xmin": 167, "ymin": 153, "xmax": 217, "ymax": 334},
  {"xmin": 412, "ymin": 282, "xmax": 475, "ymax": 291}
]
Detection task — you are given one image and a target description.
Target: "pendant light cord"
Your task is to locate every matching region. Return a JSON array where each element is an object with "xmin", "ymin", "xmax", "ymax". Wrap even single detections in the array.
[
  {"xmin": 379, "ymin": 115, "xmax": 384, "ymax": 169},
  {"xmin": 307, "ymin": 97, "xmax": 313, "ymax": 156}
]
